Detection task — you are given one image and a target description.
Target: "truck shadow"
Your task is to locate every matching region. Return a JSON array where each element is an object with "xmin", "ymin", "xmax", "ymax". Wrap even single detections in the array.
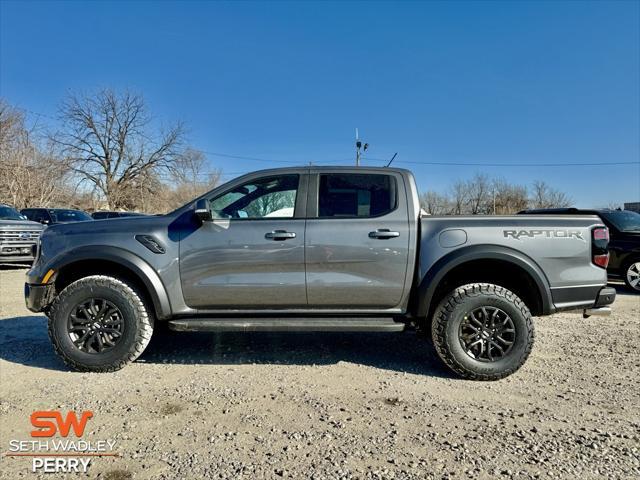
[{"xmin": 0, "ymin": 315, "xmax": 453, "ymax": 378}]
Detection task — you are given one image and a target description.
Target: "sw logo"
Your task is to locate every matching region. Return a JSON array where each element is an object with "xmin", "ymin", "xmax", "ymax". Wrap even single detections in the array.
[{"xmin": 30, "ymin": 411, "xmax": 93, "ymax": 438}]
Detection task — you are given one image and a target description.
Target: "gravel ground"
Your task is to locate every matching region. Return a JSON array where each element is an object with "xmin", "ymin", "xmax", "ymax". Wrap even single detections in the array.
[{"xmin": 0, "ymin": 266, "xmax": 639, "ymax": 480}]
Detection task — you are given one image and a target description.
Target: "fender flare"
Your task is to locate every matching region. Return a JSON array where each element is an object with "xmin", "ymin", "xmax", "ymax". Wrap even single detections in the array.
[
  {"xmin": 47, "ymin": 245, "xmax": 172, "ymax": 320},
  {"xmin": 416, "ymin": 244, "xmax": 554, "ymax": 317}
]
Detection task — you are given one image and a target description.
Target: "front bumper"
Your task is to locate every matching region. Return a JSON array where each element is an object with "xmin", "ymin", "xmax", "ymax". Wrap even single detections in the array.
[
  {"xmin": 24, "ymin": 283, "xmax": 54, "ymax": 313},
  {"xmin": 0, "ymin": 255, "xmax": 35, "ymax": 264},
  {"xmin": 0, "ymin": 243, "xmax": 37, "ymax": 262}
]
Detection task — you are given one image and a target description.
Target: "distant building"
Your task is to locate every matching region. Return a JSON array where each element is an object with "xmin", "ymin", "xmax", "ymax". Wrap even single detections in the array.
[{"xmin": 624, "ymin": 202, "xmax": 640, "ymax": 213}]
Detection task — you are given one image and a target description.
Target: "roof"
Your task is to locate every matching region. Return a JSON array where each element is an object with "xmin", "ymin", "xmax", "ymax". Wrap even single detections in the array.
[{"xmin": 236, "ymin": 165, "xmax": 414, "ymax": 178}]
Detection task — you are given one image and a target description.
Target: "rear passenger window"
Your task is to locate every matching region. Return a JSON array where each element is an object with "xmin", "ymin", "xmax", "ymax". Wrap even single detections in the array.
[{"xmin": 318, "ymin": 174, "xmax": 396, "ymax": 218}]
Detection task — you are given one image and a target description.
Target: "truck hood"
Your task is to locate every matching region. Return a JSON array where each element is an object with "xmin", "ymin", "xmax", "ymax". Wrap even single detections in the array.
[
  {"xmin": 0, "ymin": 219, "xmax": 45, "ymax": 230},
  {"xmin": 43, "ymin": 214, "xmax": 171, "ymax": 237}
]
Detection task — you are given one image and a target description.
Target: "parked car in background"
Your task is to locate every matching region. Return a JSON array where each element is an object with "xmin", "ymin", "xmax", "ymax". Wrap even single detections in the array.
[
  {"xmin": 91, "ymin": 211, "xmax": 148, "ymax": 220},
  {"xmin": 519, "ymin": 208, "xmax": 640, "ymax": 292},
  {"xmin": 0, "ymin": 204, "xmax": 44, "ymax": 264},
  {"xmin": 21, "ymin": 208, "xmax": 93, "ymax": 225}
]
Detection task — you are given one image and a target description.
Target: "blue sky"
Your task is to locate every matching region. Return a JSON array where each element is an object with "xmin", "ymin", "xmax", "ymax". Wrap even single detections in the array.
[{"xmin": 1, "ymin": 0, "xmax": 638, "ymax": 207}]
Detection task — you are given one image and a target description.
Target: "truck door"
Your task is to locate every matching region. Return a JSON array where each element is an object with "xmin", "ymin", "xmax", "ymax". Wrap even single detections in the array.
[
  {"xmin": 179, "ymin": 172, "xmax": 308, "ymax": 309},
  {"xmin": 305, "ymin": 171, "xmax": 410, "ymax": 309}
]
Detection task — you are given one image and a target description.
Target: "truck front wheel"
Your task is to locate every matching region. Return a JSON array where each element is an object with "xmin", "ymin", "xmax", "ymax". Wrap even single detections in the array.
[
  {"xmin": 431, "ymin": 283, "xmax": 534, "ymax": 381},
  {"xmin": 48, "ymin": 275, "xmax": 154, "ymax": 372}
]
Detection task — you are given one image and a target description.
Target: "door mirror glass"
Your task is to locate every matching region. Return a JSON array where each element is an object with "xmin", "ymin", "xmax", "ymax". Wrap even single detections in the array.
[{"xmin": 194, "ymin": 199, "xmax": 212, "ymax": 222}]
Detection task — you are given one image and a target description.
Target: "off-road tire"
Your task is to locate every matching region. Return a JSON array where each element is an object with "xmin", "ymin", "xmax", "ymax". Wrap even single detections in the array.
[
  {"xmin": 48, "ymin": 275, "xmax": 154, "ymax": 372},
  {"xmin": 431, "ymin": 283, "xmax": 534, "ymax": 381}
]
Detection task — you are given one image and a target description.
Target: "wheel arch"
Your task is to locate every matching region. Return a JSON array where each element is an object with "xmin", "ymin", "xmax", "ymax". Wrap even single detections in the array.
[
  {"xmin": 48, "ymin": 246, "xmax": 172, "ymax": 320},
  {"xmin": 414, "ymin": 245, "xmax": 554, "ymax": 321}
]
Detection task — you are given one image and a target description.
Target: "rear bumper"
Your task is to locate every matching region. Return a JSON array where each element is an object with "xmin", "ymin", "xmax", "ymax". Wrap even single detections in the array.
[
  {"xmin": 24, "ymin": 283, "xmax": 54, "ymax": 313},
  {"xmin": 551, "ymin": 285, "xmax": 616, "ymax": 312},
  {"xmin": 593, "ymin": 286, "xmax": 616, "ymax": 307},
  {"xmin": 582, "ymin": 286, "xmax": 616, "ymax": 317}
]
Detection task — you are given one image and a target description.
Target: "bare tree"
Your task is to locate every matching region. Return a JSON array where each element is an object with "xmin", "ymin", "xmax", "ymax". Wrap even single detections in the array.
[
  {"xmin": 420, "ymin": 175, "xmax": 568, "ymax": 216},
  {"xmin": 169, "ymin": 148, "xmax": 221, "ymax": 202},
  {"xmin": 450, "ymin": 180, "xmax": 469, "ymax": 215},
  {"xmin": 466, "ymin": 173, "xmax": 492, "ymax": 214},
  {"xmin": 492, "ymin": 178, "xmax": 528, "ymax": 214},
  {"xmin": 530, "ymin": 180, "xmax": 572, "ymax": 209},
  {"xmin": 52, "ymin": 89, "xmax": 186, "ymax": 209},
  {"xmin": 420, "ymin": 190, "xmax": 451, "ymax": 215},
  {"xmin": 0, "ymin": 99, "xmax": 71, "ymax": 208}
]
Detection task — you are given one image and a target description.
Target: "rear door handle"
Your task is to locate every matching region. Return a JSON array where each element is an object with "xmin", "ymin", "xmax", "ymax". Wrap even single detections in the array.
[
  {"xmin": 265, "ymin": 230, "xmax": 296, "ymax": 241},
  {"xmin": 369, "ymin": 229, "xmax": 400, "ymax": 239}
]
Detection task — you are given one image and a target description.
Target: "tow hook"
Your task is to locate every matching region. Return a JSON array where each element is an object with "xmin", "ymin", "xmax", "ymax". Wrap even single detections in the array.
[{"xmin": 583, "ymin": 307, "xmax": 612, "ymax": 318}]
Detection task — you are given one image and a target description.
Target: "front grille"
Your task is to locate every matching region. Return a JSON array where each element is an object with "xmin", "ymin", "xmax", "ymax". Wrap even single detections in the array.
[{"xmin": 0, "ymin": 230, "xmax": 41, "ymax": 244}]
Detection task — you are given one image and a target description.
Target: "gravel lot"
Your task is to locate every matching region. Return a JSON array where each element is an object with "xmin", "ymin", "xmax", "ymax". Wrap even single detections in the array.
[{"xmin": 1, "ymin": 266, "xmax": 639, "ymax": 480}]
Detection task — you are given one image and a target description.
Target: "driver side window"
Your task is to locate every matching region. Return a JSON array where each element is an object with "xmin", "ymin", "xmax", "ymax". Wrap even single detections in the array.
[{"xmin": 210, "ymin": 175, "xmax": 299, "ymax": 219}]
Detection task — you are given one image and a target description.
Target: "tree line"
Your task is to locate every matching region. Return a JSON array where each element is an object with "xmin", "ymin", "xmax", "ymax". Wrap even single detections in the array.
[
  {"xmin": 420, "ymin": 173, "xmax": 571, "ymax": 215},
  {"xmin": 0, "ymin": 90, "xmax": 220, "ymax": 212}
]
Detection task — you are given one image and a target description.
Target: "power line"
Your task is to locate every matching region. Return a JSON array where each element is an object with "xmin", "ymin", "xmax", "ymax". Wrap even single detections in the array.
[
  {"xmin": 192, "ymin": 149, "xmax": 354, "ymax": 165},
  {"xmin": 361, "ymin": 156, "xmax": 639, "ymax": 167},
  {"xmin": 19, "ymin": 108, "xmax": 639, "ymax": 168}
]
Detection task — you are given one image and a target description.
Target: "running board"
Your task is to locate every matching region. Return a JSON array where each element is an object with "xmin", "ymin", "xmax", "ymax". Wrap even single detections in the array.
[{"xmin": 167, "ymin": 317, "xmax": 406, "ymax": 332}]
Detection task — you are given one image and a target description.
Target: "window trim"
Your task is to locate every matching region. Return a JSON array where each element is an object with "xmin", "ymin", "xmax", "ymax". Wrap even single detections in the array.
[
  {"xmin": 207, "ymin": 173, "xmax": 307, "ymax": 222},
  {"xmin": 307, "ymin": 172, "xmax": 399, "ymax": 220}
]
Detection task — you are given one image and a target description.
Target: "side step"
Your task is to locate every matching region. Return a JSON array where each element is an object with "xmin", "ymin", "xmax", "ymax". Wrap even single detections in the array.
[{"xmin": 167, "ymin": 317, "xmax": 406, "ymax": 333}]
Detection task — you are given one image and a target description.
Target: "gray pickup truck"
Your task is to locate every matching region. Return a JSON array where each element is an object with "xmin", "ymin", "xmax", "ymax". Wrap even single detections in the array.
[{"xmin": 25, "ymin": 167, "xmax": 616, "ymax": 380}]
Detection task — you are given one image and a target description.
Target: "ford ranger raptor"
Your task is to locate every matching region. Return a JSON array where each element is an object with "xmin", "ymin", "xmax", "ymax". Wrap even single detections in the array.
[{"xmin": 24, "ymin": 167, "xmax": 616, "ymax": 380}]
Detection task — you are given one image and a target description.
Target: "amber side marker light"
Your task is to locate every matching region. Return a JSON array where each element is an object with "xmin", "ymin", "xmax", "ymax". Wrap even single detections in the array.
[{"xmin": 41, "ymin": 269, "xmax": 55, "ymax": 284}]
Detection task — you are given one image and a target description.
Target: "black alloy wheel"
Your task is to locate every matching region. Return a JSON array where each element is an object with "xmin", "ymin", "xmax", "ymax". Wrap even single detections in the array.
[
  {"xmin": 68, "ymin": 298, "xmax": 125, "ymax": 353},
  {"xmin": 458, "ymin": 306, "xmax": 515, "ymax": 362}
]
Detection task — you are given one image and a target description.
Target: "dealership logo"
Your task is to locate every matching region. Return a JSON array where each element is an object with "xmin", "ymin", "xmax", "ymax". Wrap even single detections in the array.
[
  {"xmin": 5, "ymin": 410, "xmax": 117, "ymax": 474},
  {"xmin": 31, "ymin": 411, "xmax": 93, "ymax": 438}
]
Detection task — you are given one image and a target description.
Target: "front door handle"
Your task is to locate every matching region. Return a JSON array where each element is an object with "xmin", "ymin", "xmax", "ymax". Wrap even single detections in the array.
[
  {"xmin": 369, "ymin": 229, "xmax": 400, "ymax": 239},
  {"xmin": 265, "ymin": 230, "xmax": 296, "ymax": 241}
]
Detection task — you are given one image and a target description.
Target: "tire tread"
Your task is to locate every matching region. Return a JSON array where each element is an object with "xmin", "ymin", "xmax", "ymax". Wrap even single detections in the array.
[
  {"xmin": 431, "ymin": 283, "xmax": 534, "ymax": 381},
  {"xmin": 48, "ymin": 275, "xmax": 153, "ymax": 372}
]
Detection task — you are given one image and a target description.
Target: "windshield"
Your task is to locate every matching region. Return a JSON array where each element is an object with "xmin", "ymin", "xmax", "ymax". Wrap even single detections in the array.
[
  {"xmin": 601, "ymin": 210, "xmax": 640, "ymax": 232},
  {"xmin": 50, "ymin": 209, "xmax": 93, "ymax": 223},
  {"xmin": 0, "ymin": 206, "xmax": 27, "ymax": 221}
]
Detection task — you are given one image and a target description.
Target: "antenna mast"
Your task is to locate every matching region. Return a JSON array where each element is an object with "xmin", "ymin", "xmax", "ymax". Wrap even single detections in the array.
[{"xmin": 355, "ymin": 128, "xmax": 368, "ymax": 166}]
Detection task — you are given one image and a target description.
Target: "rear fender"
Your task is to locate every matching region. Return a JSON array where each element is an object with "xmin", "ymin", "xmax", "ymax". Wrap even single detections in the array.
[{"xmin": 416, "ymin": 245, "xmax": 554, "ymax": 318}]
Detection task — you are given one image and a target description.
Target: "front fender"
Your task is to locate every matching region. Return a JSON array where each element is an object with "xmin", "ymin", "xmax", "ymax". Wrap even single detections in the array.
[{"xmin": 30, "ymin": 245, "xmax": 172, "ymax": 320}]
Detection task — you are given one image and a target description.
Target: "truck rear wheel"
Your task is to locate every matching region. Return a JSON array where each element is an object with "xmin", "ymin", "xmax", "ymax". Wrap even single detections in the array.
[
  {"xmin": 48, "ymin": 275, "xmax": 153, "ymax": 372},
  {"xmin": 431, "ymin": 283, "xmax": 534, "ymax": 381}
]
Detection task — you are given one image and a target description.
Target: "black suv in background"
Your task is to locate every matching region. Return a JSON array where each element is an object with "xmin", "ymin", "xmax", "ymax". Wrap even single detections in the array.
[
  {"xmin": 520, "ymin": 208, "xmax": 640, "ymax": 292},
  {"xmin": 21, "ymin": 208, "xmax": 93, "ymax": 225}
]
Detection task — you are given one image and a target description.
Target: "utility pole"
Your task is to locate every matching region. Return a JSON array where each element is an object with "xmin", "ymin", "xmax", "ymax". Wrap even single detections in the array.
[{"xmin": 355, "ymin": 128, "xmax": 368, "ymax": 166}]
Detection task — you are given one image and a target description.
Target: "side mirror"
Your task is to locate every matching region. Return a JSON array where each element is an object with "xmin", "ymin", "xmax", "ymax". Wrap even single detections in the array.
[
  {"xmin": 194, "ymin": 199, "xmax": 212, "ymax": 222},
  {"xmin": 42, "ymin": 220, "xmax": 50, "ymax": 225}
]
